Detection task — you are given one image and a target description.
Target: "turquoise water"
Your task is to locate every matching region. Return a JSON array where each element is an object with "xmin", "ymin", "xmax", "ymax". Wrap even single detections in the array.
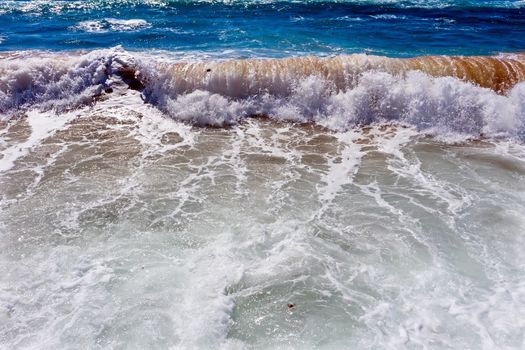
[{"xmin": 1, "ymin": 0, "xmax": 525, "ymax": 57}]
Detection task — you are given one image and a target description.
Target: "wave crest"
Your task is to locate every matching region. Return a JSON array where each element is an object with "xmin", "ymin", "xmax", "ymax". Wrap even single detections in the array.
[
  {"xmin": 140, "ymin": 52, "xmax": 525, "ymax": 139},
  {"xmin": 1, "ymin": 48, "xmax": 525, "ymax": 141},
  {"xmin": 0, "ymin": 48, "xmax": 136, "ymax": 115}
]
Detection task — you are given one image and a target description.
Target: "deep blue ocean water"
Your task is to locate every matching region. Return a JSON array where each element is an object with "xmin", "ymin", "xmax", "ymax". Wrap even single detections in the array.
[{"xmin": 1, "ymin": 0, "xmax": 524, "ymax": 57}]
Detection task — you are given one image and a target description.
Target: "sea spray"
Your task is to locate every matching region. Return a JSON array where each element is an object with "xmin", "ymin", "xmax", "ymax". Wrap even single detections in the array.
[{"xmin": 2, "ymin": 49, "xmax": 525, "ymax": 141}]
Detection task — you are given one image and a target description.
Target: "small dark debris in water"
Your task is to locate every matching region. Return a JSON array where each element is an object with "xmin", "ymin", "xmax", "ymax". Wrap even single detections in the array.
[
  {"xmin": 287, "ymin": 303, "xmax": 295, "ymax": 309},
  {"xmin": 141, "ymin": 266, "xmax": 145, "ymax": 269},
  {"xmin": 206, "ymin": 68, "xmax": 212, "ymax": 72},
  {"xmin": 45, "ymin": 153, "xmax": 50, "ymax": 157},
  {"xmin": 105, "ymin": 87, "xmax": 113, "ymax": 94}
]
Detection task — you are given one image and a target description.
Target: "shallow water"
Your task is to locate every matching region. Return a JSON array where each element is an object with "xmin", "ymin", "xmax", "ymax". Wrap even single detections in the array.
[{"xmin": 1, "ymin": 88, "xmax": 525, "ymax": 349}]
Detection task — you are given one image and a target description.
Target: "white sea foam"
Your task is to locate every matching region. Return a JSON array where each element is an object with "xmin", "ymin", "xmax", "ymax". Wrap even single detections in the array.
[
  {"xmin": 0, "ymin": 0, "xmax": 522, "ymax": 17},
  {"xmin": 145, "ymin": 68, "xmax": 525, "ymax": 141},
  {"xmin": 1, "ymin": 94, "xmax": 525, "ymax": 348},
  {"xmin": 0, "ymin": 47, "xmax": 137, "ymax": 116},
  {"xmin": 370, "ymin": 14, "xmax": 408, "ymax": 19},
  {"xmin": 1, "ymin": 48, "xmax": 525, "ymax": 143},
  {"xmin": 73, "ymin": 18, "xmax": 151, "ymax": 33},
  {"xmin": 316, "ymin": 130, "xmax": 364, "ymax": 208},
  {"xmin": 0, "ymin": 110, "xmax": 75, "ymax": 173}
]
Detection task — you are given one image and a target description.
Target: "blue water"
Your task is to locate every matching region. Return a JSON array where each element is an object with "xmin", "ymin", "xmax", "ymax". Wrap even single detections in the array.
[{"xmin": 1, "ymin": 0, "xmax": 524, "ymax": 57}]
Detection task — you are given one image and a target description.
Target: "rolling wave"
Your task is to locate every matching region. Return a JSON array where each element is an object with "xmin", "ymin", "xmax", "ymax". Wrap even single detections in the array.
[{"xmin": 1, "ymin": 48, "xmax": 525, "ymax": 141}]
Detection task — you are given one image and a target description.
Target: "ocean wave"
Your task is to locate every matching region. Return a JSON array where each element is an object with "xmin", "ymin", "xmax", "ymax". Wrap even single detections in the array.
[
  {"xmin": 0, "ymin": 48, "xmax": 137, "ymax": 114},
  {"xmin": 144, "ymin": 72, "xmax": 525, "ymax": 140},
  {"xmin": 1, "ymin": 48, "xmax": 525, "ymax": 141},
  {"xmin": 73, "ymin": 19, "xmax": 151, "ymax": 33},
  {"xmin": 0, "ymin": 0, "xmax": 522, "ymax": 15}
]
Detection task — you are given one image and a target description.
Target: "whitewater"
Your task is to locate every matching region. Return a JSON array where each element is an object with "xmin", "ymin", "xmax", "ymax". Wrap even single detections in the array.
[{"xmin": 1, "ymin": 1, "xmax": 525, "ymax": 349}]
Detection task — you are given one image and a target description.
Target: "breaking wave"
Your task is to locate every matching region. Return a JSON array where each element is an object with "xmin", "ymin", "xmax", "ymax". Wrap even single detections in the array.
[
  {"xmin": 73, "ymin": 19, "xmax": 151, "ymax": 33},
  {"xmin": 1, "ymin": 48, "xmax": 525, "ymax": 141},
  {"xmin": 0, "ymin": 49, "xmax": 136, "ymax": 114}
]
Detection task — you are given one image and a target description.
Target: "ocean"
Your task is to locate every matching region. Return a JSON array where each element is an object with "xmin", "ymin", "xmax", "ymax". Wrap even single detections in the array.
[{"xmin": 1, "ymin": 1, "xmax": 525, "ymax": 349}]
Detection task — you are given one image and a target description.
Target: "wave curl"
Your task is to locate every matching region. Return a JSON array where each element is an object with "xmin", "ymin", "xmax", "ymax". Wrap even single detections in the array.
[{"xmin": 1, "ymin": 48, "xmax": 525, "ymax": 141}]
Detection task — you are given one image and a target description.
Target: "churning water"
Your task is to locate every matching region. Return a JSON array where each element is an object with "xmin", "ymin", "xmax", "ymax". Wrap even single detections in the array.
[{"xmin": 1, "ymin": 1, "xmax": 525, "ymax": 349}]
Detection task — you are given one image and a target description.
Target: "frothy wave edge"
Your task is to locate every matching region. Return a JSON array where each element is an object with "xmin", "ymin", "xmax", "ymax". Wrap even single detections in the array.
[{"xmin": 1, "ymin": 47, "xmax": 525, "ymax": 141}]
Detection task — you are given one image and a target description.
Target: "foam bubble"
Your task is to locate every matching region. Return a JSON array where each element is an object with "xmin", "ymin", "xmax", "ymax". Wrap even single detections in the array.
[
  {"xmin": 144, "ymin": 66, "xmax": 525, "ymax": 141},
  {"xmin": 73, "ymin": 18, "xmax": 151, "ymax": 33},
  {"xmin": 1, "ymin": 100, "xmax": 525, "ymax": 348},
  {"xmin": 0, "ymin": 110, "xmax": 75, "ymax": 173}
]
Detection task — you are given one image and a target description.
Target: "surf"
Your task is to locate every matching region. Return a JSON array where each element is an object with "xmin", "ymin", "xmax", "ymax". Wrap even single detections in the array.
[{"xmin": 1, "ymin": 48, "xmax": 524, "ymax": 141}]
